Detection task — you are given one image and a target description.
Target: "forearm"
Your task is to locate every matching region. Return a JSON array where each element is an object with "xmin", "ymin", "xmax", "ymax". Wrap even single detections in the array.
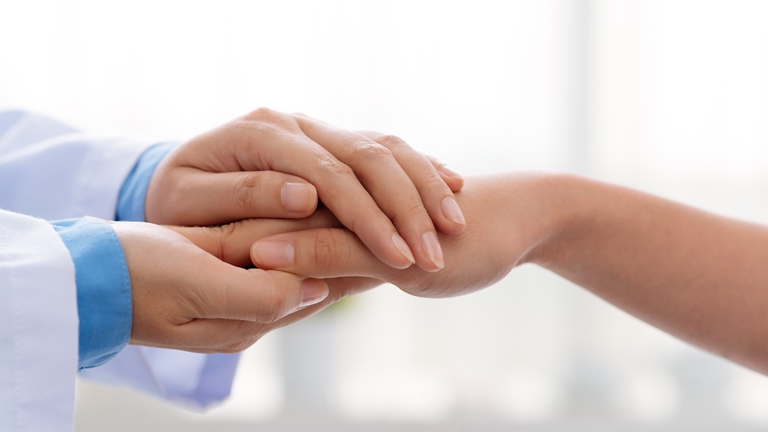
[
  {"xmin": 526, "ymin": 174, "xmax": 768, "ymax": 373},
  {"xmin": 247, "ymin": 171, "xmax": 768, "ymax": 374}
]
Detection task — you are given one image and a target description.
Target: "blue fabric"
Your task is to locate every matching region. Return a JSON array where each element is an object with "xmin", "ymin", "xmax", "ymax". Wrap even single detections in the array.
[
  {"xmin": 52, "ymin": 218, "xmax": 132, "ymax": 370},
  {"xmin": 116, "ymin": 142, "xmax": 177, "ymax": 222}
]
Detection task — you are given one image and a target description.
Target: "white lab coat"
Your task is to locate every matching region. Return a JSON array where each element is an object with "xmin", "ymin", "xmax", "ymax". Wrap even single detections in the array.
[{"xmin": 0, "ymin": 110, "xmax": 239, "ymax": 431}]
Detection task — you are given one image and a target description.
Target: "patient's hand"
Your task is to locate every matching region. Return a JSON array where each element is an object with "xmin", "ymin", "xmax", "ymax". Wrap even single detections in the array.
[
  {"xmin": 145, "ymin": 108, "xmax": 466, "ymax": 272},
  {"xmin": 249, "ymin": 174, "xmax": 561, "ymax": 297},
  {"xmin": 245, "ymin": 171, "xmax": 768, "ymax": 377}
]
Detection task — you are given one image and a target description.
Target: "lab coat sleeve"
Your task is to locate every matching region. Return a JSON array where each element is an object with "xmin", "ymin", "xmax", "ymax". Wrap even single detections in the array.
[
  {"xmin": 0, "ymin": 110, "xmax": 240, "ymax": 410},
  {"xmin": 0, "ymin": 209, "xmax": 79, "ymax": 431}
]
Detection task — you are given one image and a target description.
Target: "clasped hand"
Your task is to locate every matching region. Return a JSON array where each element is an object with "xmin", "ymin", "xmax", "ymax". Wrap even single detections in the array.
[{"xmin": 117, "ymin": 108, "xmax": 469, "ymax": 353}]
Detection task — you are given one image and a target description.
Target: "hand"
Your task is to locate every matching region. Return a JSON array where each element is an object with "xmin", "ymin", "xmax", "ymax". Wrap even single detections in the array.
[
  {"xmin": 249, "ymin": 171, "xmax": 768, "ymax": 378},
  {"xmin": 248, "ymin": 173, "xmax": 561, "ymax": 297},
  {"xmin": 145, "ymin": 108, "xmax": 466, "ymax": 272},
  {"xmin": 113, "ymin": 213, "xmax": 381, "ymax": 353}
]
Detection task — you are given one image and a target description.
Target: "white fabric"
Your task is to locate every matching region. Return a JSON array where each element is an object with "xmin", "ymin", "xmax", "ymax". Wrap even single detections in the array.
[
  {"xmin": 0, "ymin": 110, "xmax": 240, "ymax": 430},
  {"xmin": 0, "ymin": 210, "xmax": 78, "ymax": 431},
  {"xmin": 0, "ymin": 111, "xmax": 150, "ymax": 219}
]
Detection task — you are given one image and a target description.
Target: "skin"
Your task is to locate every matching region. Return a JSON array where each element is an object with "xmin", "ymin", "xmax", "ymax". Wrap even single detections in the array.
[
  {"xmin": 113, "ymin": 108, "xmax": 470, "ymax": 351},
  {"xmin": 249, "ymin": 172, "xmax": 768, "ymax": 375},
  {"xmin": 114, "ymin": 212, "xmax": 380, "ymax": 353},
  {"xmin": 145, "ymin": 108, "xmax": 466, "ymax": 272}
]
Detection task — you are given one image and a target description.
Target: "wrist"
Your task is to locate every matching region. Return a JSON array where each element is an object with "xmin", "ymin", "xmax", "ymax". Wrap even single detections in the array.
[{"xmin": 517, "ymin": 172, "xmax": 593, "ymax": 268}]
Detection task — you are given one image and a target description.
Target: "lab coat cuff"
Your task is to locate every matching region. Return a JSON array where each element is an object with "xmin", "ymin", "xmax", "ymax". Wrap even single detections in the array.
[
  {"xmin": 116, "ymin": 141, "xmax": 178, "ymax": 222},
  {"xmin": 51, "ymin": 218, "xmax": 132, "ymax": 370}
]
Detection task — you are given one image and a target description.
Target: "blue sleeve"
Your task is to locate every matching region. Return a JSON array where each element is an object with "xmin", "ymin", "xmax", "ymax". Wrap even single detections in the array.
[
  {"xmin": 116, "ymin": 142, "xmax": 178, "ymax": 222},
  {"xmin": 51, "ymin": 218, "xmax": 132, "ymax": 370}
]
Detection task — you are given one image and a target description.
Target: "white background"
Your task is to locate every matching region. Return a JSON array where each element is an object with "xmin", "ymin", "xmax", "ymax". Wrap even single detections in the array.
[{"xmin": 3, "ymin": 0, "xmax": 768, "ymax": 430}]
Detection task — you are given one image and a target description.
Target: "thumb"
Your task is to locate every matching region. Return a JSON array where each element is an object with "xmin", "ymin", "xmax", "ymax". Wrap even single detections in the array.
[
  {"xmin": 250, "ymin": 228, "xmax": 394, "ymax": 280},
  {"xmin": 148, "ymin": 170, "xmax": 318, "ymax": 226},
  {"xmin": 197, "ymin": 261, "xmax": 330, "ymax": 324}
]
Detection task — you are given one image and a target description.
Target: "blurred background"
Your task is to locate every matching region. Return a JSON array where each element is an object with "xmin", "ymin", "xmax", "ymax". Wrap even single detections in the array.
[{"xmin": 3, "ymin": 0, "xmax": 768, "ymax": 430}]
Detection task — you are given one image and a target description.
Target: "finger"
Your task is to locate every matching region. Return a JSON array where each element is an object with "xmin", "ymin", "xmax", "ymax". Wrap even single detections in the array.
[
  {"xmin": 294, "ymin": 115, "xmax": 445, "ymax": 272},
  {"xmin": 167, "ymin": 291, "xmax": 331, "ymax": 353},
  {"xmin": 159, "ymin": 168, "xmax": 318, "ymax": 225},
  {"xmin": 250, "ymin": 228, "xmax": 394, "ymax": 280},
  {"xmin": 423, "ymin": 154, "xmax": 465, "ymax": 193},
  {"xmin": 148, "ymin": 318, "xmax": 267, "ymax": 353},
  {"xmin": 356, "ymin": 131, "xmax": 464, "ymax": 194},
  {"xmin": 167, "ymin": 276, "xmax": 381, "ymax": 353},
  {"xmin": 200, "ymin": 262, "xmax": 329, "ymax": 324},
  {"xmin": 236, "ymin": 110, "xmax": 418, "ymax": 270},
  {"xmin": 169, "ymin": 207, "xmax": 341, "ymax": 267},
  {"xmin": 358, "ymin": 131, "xmax": 466, "ymax": 235}
]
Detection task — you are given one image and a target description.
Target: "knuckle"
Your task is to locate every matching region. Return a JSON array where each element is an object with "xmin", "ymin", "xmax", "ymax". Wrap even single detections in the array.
[
  {"xmin": 389, "ymin": 197, "xmax": 428, "ymax": 226},
  {"xmin": 352, "ymin": 141, "xmax": 393, "ymax": 164},
  {"xmin": 232, "ymin": 174, "xmax": 264, "ymax": 214},
  {"xmin": 215, "ymin": 222, "xmax": 238, "ymax": 263},
  {"xmin": 199, "ymin": 225, "xmax": 225, "ymax": 260},
  {"xmin": 318, "ymin": 155, "xmax": 355, "ymax": 178},
  {"xmin": 376, "ymin": 134, "xmax": 409, "ymax": 150},
  {"xmin": 256, "ymin": 285, "xmax": 287, "ymax": 324},
  {"xmin": 246, "ymin": 107, "xmax": 277, "ymax": 121},
  {"xmin": 422, "ymin": 169, "xmax": 448, "ymax": 190},
  {"xmin": 404, "ymin": 196, "xmax": 429, "ymax": 217},
  {"xmin": 156, "ymin": 177, "xmax": 189, "ymax": 223},
  {"xmin": 311, "ymin": 229, "xmax": 347, "ymax": 274}
]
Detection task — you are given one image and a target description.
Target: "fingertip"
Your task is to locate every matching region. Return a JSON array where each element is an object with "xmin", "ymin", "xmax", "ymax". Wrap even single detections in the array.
[
  {"xmin": 354, "ymin": 221, "xmax": 415, "ymax": 270},
  {"xmin": 250, "ymin": 238, "xmax": 295, "ymax": 269},
  {"xmin": 428, "ymin": 196, "xmax": 467, "ymax": 235},
  {"xmin": 418, "ymin": 231, "xmax": 445, "ymax": 272},
  {"xmin": 440, "ymin": 196, "xmax": 465, "ymax": 225},
  {"xmin": 391, "ymin": 232, "xmax": 416, "ymax": 266},
  {"xmin": 441, "ymin": 172, "xmax": 464, "ymax": 192},
  {"xmin": 281, "ymin": 182, "xmax": 318, "ymax": 215},
  {"xmin": 299, "ymin": 278, "xmax": 329, "ymax": 308}
]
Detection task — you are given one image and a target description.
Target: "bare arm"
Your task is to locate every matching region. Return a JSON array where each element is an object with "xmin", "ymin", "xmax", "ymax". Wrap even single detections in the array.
[
  {"xmin": 249, "ymin": 172, "xmax": 768, "ymax": 374},
  {"xmin": 528, "ymin": 174, "xmax": 768, "ymax": 374}
]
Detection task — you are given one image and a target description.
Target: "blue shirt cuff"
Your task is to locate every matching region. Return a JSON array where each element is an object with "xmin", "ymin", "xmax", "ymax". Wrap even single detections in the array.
[
  {"xmin": 51, "ymin": 218, "xmax": 132, "ymax": 370},
  {"xmin": 116, "ymin": 142, "xmax": 177, "ymax": 222}
]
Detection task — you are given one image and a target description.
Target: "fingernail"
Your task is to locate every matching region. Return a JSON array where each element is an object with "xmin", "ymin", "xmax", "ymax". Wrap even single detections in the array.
[
  {"xmin": 281, "ymin": 182, "xmax": 315, "ymax": 213},
  {"xmin": 441, "ymin": 197, "xmax": 466, "ymax": 225},
  {"xmin": 300, "ymin": 278, "xmax": 328, "ymax": 307},
  {"xmin": 392, "ymin": 232, "xmax": 416, "ymax": 264},
  {"xmin": 441, "ymin": 165, "xmax": 463, "ymax": 180},
  {"xmin": 251, "ymin": 240, "xmax": 294, "ymax": 268},
  {"xmin": 421, "ymin": 232, "xmax": 444, "ymax": 270}
]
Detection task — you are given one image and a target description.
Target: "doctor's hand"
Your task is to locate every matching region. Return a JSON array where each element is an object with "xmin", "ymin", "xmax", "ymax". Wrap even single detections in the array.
[
  {"xmin": 248, "ymin": 174, "xmax": 556, "ymax": 298},
  {"xmin": 111, "ymin": 214, "xmax": 380, "ymax": 353},
  {"xmin": 144, "ymin": 108, "xmax": 465, "ymax": 272}
]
